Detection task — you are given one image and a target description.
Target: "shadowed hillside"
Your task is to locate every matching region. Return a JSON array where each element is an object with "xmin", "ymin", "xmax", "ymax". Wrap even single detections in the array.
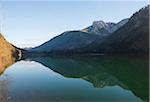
[{"xmin": 91, "ymin": 5, "xmax": 149, "ymax": 53}]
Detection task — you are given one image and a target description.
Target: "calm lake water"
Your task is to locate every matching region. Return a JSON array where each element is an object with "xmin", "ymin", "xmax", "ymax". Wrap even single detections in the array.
[{"xmin": 0, "ymin": 55, "xmax": 149, "ymax": 102}]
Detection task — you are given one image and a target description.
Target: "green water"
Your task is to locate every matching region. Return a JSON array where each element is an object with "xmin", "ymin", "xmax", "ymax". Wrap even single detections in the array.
[{"xmin": 0, "ymin": 55, "xmax": 149, "ymax": 102}]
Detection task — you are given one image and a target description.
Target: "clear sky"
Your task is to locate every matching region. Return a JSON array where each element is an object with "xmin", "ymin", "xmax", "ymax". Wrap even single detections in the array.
[{"xmin": 0, "ymin": 0, "xmax": 148, "ymax": 48}]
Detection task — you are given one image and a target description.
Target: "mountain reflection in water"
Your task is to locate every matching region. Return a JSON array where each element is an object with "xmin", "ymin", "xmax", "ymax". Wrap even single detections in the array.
[{"xmin": 0, "ymin": 55, "xmax": 149, "ymax": 102}]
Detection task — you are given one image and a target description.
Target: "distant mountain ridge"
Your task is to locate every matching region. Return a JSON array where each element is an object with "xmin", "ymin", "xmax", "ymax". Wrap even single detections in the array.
[
  {"xmin": 27, "ymin": 5, "xmax": 149, "ymax": 55},
  {"xmin": 29, "ymin": 19, "xmax": 129, "ymax": 53},
  {"xmin": 30, "ymin": 31, "xmax": 102, "ymax": 53}
]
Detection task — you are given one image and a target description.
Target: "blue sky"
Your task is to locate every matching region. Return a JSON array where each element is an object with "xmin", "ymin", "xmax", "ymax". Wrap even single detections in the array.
[{"xmin": 0, "ymin": 0, "xmax": 148, "ymax": 48}]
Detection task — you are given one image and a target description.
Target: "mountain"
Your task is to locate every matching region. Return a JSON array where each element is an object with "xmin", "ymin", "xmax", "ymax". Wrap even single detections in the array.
[
  {"xmin": 29, "ymin": 31, "xmax": 102, "ymax": 53},
  {"xmin": 94, "ymin": 5, "xmax": 149, "ymax": 53},
  {"xmin": 29, "ymin": 19, "xmax": 128, "ymax": 54},
  {"xmin": 0, "ymin": 34, "xmax": 21, "ymax": 74},
  {"xmin": 82, "ymin": 18, "xmax": 128, "ymax": 35},
  {"xmin": 28, "ymin": 5, "xmax": 149, "ymax": 55}
]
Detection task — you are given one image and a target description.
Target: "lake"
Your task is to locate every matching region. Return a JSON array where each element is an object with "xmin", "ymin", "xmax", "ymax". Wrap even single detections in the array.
[{"xmin": 0, "ymin": 55, "xmax": 149, "ymax": 102}]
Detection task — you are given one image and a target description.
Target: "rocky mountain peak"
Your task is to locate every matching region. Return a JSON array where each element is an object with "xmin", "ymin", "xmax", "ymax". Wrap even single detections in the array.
[{"xmin": 82, "ymin": 18, "xmax": 128, "ymax": 35}]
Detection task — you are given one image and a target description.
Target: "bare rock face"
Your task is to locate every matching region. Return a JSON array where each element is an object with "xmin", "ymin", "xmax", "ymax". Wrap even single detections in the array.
[
  {"xmin": 0, "ymin": 34, "xmax": 21, "ymax": 74},
  {"xmin": 82, "ymin": 18, "xmax": 128, "ymax": 36}
]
